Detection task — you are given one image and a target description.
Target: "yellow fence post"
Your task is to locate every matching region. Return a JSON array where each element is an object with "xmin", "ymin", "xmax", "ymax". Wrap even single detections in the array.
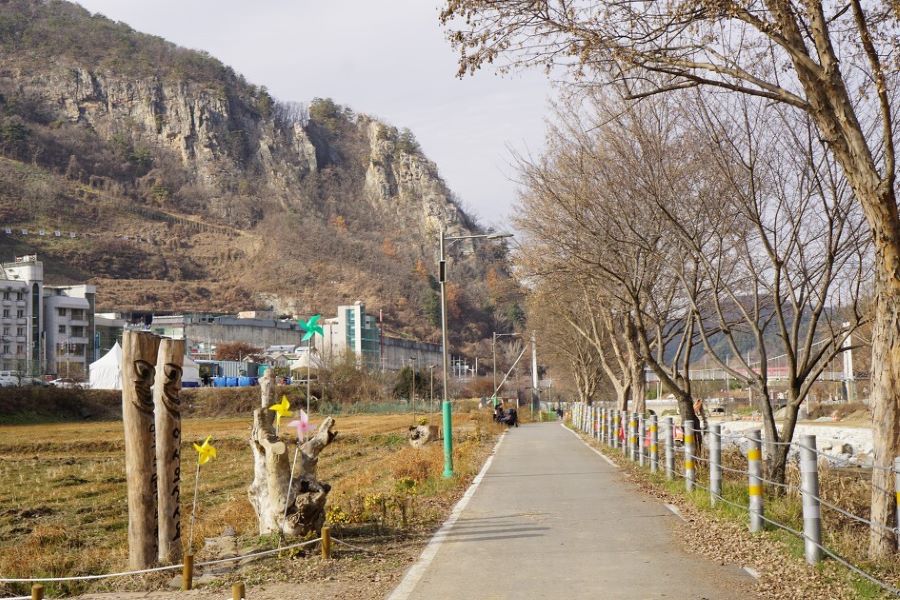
[
  {"xmin": 182, "ymin": 553, "xmax": 194, "ymax": 590},
  {"xmin": 683, "ymin": 420, "xmax": 695, "ymax": 492},
  {"xmin": 232, "ymin": 581, "xmax": 246, "ymax": 600},
  {"xmin": 747, "ymin": 430, "xmax": 764, "ymax": 532}
]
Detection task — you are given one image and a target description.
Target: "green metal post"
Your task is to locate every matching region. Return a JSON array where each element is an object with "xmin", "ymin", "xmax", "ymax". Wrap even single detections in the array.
[{"xmin": 442, "ymin": 400, "xmax": 454, "ymax": 477}]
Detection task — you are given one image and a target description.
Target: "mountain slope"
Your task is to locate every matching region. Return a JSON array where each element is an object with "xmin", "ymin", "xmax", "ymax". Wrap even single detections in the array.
[{"xmin": 0, "ymin": 0, "xmax": 523, "ymax": 343}]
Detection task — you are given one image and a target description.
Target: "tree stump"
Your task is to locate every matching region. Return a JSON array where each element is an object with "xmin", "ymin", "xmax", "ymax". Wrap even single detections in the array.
[
  {"xmin": 248, "ymin": 370, "xmax": 337, "ymax": 537},
  {"xmin": 408, "ymin": 425, "xmax": 439, "ymax": 448}
]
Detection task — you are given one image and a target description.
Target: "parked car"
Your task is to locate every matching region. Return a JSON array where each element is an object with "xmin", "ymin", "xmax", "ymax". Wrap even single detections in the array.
[
  {"xmin": 0, "ymin": 371, "xmax": 45, "ymax": 387},
  {"xmin": 48, "ymin": 377, "xmax": 81, "ymax": 389}
]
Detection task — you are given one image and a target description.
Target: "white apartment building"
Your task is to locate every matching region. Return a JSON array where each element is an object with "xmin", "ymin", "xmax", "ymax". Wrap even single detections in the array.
[
  {"xmin": 0, "ymin": 255, "xmax": 42, "ymax": 374},
  {"xmin": 44, "ymin": 284, "xmax": 96, "ymax": 377},
  {"xmin": 0, "ymin": 255, "xmax": 96, "ymax": 377}
]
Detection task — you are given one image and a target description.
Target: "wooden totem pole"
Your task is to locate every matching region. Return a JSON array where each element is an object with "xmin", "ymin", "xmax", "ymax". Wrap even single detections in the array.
[
  {"xmin": 122, "ymin": 330, "xmax": 161, "ymax": 570},
  {"xmin": 154, "ymin": 338, "xmax": 185, "ymax": 564}
]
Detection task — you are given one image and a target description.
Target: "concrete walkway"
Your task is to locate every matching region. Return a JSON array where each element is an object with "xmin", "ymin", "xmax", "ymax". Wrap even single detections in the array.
[{"xmin": 390, "ymin": 422, "xmax": 755, "ymax": 600}]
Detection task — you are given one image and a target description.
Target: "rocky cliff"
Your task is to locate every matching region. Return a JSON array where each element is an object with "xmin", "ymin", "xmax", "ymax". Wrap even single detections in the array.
[{"xmin": 0, "ymin": 0, "xmax": 522, "ymax": 342}]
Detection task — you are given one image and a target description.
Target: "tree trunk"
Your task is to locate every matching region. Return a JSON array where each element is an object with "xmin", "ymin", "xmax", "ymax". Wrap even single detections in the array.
[
  {"xmin": 121, "ymin": 330, "xmax": 161, "ymax": 570},
  {"xmin": 616, "ymin": 381, "xmax": 631, "ymax": 412},
  {"xmin": 675, "ymin": 393, "xmax": 701, "ymax": 452},
  {"xmin": 625, "ymin": 317, "xmax": 645, "ymax": 413},
  {"xmin": 767, "ymin": 388, "xmax": 805, "ymax": 488},
  {"xmin": 154, "ymin": 338, "xmax": 184, "ymax": 564},
  {"xmin": 631, "ymin": 359, "xmax": 646, "ymax": 414},
  {"xmin": 248, "ymin": 370, "xmax": 337, "ymax": 537},
  {"xmin": 869, "ymin": 257, "xmax": 900, "ymax": 557}
]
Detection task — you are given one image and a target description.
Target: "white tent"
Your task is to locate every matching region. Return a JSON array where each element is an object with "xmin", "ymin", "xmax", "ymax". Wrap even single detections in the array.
[
  {"xmin": 89, "ymin": 342, "xmax": 122, "ymax": 390},
  {"xmin": 89, "ymin": 342, "xmax": 201, "ymax": 389}
]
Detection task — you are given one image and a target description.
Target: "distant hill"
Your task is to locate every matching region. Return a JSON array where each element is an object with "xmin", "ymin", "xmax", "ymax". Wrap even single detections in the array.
[{"xmin": 0, "ymin": 0, "xmax": 523, "ymax": 344}]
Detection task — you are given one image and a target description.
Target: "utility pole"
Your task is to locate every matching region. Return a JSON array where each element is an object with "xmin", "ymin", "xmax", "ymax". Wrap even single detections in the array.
[
  {"xmin": 531, "ymin": 332, "xmax": 539, "ymax": 417},
  {"xmin": 492, "ymin": 332, "xmax": 521, "ymax": 406},
  {"xmin": 842, "ymin": 322, "xmax": 856, "ymax": 403},
  {"xmin": 492, "ymin": 332, "xmax": 497, "ymax": 397}
]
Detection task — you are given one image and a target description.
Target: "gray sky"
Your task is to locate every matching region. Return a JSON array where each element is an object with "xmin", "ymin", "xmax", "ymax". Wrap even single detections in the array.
[{"xmin": 75, "ymin": 0, "xmax": 553, "ymax": 227}]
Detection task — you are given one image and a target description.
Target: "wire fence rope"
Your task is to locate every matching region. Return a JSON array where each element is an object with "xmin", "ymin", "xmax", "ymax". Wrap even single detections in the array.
[
  {"xmin": 0, "ymin": 536, "xmax": 336, "ymax": 584},
  {"xmin": 569, "ymin": 407, "xmax": 900, "ymax": 597}
]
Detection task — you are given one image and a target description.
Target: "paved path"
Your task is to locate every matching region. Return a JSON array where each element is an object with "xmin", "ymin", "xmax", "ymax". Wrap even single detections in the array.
[{"xmin": 391, "ymin": 422, "xmax": 755, "ymax": 600}]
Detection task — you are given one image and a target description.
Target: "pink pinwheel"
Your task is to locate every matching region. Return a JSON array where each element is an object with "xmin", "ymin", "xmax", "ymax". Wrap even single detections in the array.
[{"xmin": 287, "ymin": 410, "xmax": 311, "ymax": 442}]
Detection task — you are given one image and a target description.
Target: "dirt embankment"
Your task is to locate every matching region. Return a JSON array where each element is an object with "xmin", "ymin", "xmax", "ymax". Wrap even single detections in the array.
[{"xmin": 0, "ymin": 385, "xmax": 310, "ymax": 424}]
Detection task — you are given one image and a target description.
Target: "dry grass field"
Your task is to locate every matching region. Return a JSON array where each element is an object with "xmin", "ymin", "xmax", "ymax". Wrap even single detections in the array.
[{"xmin": 0, "ymin": 409, "xmax": 506, "ymax": 598}]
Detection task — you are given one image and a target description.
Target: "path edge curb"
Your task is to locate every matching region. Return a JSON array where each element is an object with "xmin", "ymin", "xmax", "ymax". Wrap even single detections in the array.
[
  {"xmin": 384, "ymin": 429, "xmax": 508, "ymax": 600},
  {"xmin": 561, "ymin": 422, "xmax": 618, "ymax": 468}
]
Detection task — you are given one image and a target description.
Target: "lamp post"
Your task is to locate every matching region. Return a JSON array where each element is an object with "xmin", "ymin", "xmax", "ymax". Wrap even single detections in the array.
[
  {"xmin": 439, "ymin": 225, "xmax": 513, "ymax": 477},
  {"xmin": 492, "ymin": 332, "xmax": 521, "ymax": 407}
]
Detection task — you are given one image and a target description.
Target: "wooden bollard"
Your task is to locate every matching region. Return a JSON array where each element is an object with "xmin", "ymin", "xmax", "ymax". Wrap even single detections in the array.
[
  {"xmin": 182, "ymin": 553, "xmax": 194, "ymax": 591},
  {"xmin": 31, "ymin": 584, "xmax": 43, "ymax": 600},
  {"xmin": 122, "ymin": 330, "xmax": 162, "ymax": 569},
  {"xmin": 232, "ymin": 582, "xmax": 246, "ymax": 600},
  {"xmin": 321, "ymin": 525, "xmax": 332, "ymax": 559},
  {"xmin": 155, "ymin": 338, "xmax": 185, "ymax": 564}
]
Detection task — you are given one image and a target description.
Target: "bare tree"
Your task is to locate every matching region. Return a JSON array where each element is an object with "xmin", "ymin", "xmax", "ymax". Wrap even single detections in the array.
[
  {"xmin": 527, "ymin": 282, "xmax": 605, "ymax": 405},
  {"xmin": 645, "ymin": 93, "xmax": 871, "ymax": 483},
  {"xmin": 514, "ymin": 95, "xmax": 701, "ymax": 431},
  {"xmin": 442, "ymin": 0, "xmax": 900, "ymax": 556}
]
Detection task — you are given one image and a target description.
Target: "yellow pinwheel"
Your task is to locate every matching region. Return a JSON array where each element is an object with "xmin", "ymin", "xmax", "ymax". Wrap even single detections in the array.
[
  {"xmin": 269, "ymin": 395, "xmax": 292, "ymax": 430},
  {"xmin": 192, "ymin": 435, "xmax": 217, "ymax": 466}
]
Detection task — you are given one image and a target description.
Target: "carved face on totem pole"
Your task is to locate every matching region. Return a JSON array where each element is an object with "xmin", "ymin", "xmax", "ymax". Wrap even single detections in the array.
[
  {"xmin": 160, "ymin": 363, "xmax": 183, "ymax": 415},
  {"xmin": 132, "ymin": 360, "xmax": 156, "ymax": 414}
]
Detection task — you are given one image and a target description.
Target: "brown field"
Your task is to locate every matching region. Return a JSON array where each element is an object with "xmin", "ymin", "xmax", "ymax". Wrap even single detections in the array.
[{"xmin": 0, "ymin": 410, "xmax": 505, "ymax": 598}]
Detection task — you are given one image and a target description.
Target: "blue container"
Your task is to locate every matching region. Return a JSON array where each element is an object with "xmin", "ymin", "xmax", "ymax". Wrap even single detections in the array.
[
  {"xmin": 249, "ymin": 377, "xmax": 259, "ymax": 386},
  {"xmin": 238, "ymin": 376, "xmax": 252, "ymax": 387},
  {"xmin": 213, "ymin": 376, "xmax": 226, "ymax": 388},
  {"xmin": 226, "ymin": 377, "xmax": 239, "ymax": 387}
]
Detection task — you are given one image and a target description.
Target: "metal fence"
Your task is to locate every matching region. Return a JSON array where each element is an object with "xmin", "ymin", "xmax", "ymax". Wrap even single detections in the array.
[{"xmin": 570, "ymin": 403, "xmax": 900, "ymax": 596}]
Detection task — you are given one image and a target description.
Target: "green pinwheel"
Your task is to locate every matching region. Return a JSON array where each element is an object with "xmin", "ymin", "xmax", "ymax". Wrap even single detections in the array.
[{"xmin": 298, "ymin": 314, "xmax": 324, "ymax": 341}]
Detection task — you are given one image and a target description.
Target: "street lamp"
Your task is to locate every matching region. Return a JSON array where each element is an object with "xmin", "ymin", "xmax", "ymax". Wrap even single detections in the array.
[
  {"xmin": 492, "ymin": 332, "xmax": 521, "ymax": 406},
  {"xmin": 439, "ymin": 226, "xmax": 513, "ymax": 477}
]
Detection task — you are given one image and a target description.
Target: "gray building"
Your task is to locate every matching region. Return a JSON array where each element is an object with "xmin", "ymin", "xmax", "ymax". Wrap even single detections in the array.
[
  {"xmin": 95, "ymin": 312, "xmax": 126, "ymax": 360},
  {"xmin": 151, "ymin": 313, "xmax": 304, "ymax": 357}
]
